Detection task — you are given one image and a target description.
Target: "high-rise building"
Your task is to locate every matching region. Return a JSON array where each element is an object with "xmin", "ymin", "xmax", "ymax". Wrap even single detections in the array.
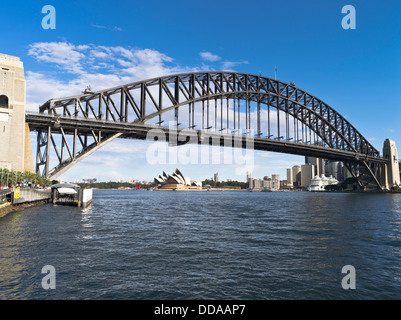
[
  {"xmin": 246, "ymin": 171, "xmax": 252, "ymax": 188},
  {"xmin": 214, "ymin": 172, "xmax": 219, "ymax": 182},
  {"xmin": 326, "ymin": 161, "xmax": 343, "ymax": 181},
  {"xmin": 342, "ymin": 165, "xmax": 353, "ymax": 181},
  {"xmin": 271, "ymin": 174, "xmax": 280, "ymax": 190},
  {"xmin": 301, "ymin": 164, "xmax": 314, "ymax": 188},
  {"xmin": 292, "ymin": 165, "xmax": 301, "ymax": 187},
  {"xmin": 286, "ymin": 168, "xmax": 293, "ymax": 188},
  {"xmin": 305, "ymin": 156, "xmax": 325, "ymax": 177}
]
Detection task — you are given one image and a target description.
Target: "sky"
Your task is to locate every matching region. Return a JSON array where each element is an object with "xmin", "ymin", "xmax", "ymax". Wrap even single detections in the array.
[{"xmin": 1, "ymin": 0, "xmax": 401, "ymax": 182}]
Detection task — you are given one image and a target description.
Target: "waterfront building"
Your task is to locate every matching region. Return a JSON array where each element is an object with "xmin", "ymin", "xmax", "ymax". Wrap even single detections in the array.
[
  {"xmin": 260, "ymin": 176, "xmax": 280, "ymax": 191},
  {"xmin": 301, "ymin": 164, "xmax": 314, "ymax": 188},
  {"xmin": 305, "ymin": 157, "xmax": 325, "ymax": 177},
  {"xmin": 326, "ymin": 161, "xmax": 344, "ymax": 181},
  {"xmin": 154, "ymin": 168, "xmax": 203, "ymax": 190},
  {"xmin": 271, "ymin": 174, "xmax": 280, "ymax": 190},
  {"xmin": 262, "ymin": 179, "xmax": 270, "ymax": 189},
  {"xmin": 292, "ymin": 165, "xmax": 301, "ymax": 187},
  {"xmin": 250, "ymin": 178, "xmax": 262, "ymax": 190},
  {"xmin": 247, "ymin": 171, "xmax": 252, "ymax": 188},
  {"xmin": 286, "ymin": 168, "xmax": 293, "ymax": 188},
  {"xmin": 214, "ymin": 172, "xmax": 219, "ymax": 182}
]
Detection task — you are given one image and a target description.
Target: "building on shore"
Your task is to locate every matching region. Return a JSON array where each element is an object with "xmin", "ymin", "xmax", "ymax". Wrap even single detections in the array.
[
  {"xmin": 250, "ymin": 178, "xmax": 262, "ymax": 190},
  {"xmin": 305, "ymin": 157, "xmax": 325, "ymax": 177},
  {"xmin": 292, "ymin": 165, "xmax": 301, "ymax": 187},
  {"xmin": 271, "ymin": 174, "xmax": 280, "ymax": 190},
  {"xmin": 286, "ymin": 168, "xmax": 293, "ymax": 188},
  {"xmin": 301, "ymin": 164, "xmax": 314, "ymax": 189},
  {"xmin": 213, "ymin": 172, "xmax": 219, "ymax": 182},
  {"xmin": 153, "ymin": 168, "xmax": 203, "ymax": 191},
  {"xmin": 246, "ymin": 171, "xmax": 252, "ymax": 188}
]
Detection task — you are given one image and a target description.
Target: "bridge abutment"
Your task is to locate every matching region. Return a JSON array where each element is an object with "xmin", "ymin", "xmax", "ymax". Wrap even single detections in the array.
[
  {"xmin": 383, "ymin": 139, "xmax": 400, "ymax": 188},
  {"xmin": 0, "ymin": 53, "xmax": 34, "ymax": 173}
]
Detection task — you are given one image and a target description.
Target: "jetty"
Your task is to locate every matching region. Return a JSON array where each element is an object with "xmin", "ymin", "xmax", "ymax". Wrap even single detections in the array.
[{"xmin": 51, "ymin": 183, "xmax": 92, "ymax": 208}]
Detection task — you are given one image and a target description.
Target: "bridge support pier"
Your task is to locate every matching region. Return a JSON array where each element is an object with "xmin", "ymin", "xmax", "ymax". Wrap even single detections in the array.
[
  {"xmin": 383, "ymin": 139, "xmax": 400, "ymax": 189},
  {"xmin": 0, "ymin": 53, "xmax": 34, "ymax": 172}
]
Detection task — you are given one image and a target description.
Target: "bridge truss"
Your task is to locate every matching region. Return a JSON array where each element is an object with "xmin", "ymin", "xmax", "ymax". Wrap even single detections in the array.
[{"xmin": 27, "ymin": 72, "xmax": 388, "ymax": 190}]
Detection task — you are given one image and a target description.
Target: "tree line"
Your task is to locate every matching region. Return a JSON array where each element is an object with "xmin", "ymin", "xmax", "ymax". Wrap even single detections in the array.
[
  {"xmin": 77, "ymin": 181, "xmax": 152, "ymax": 190},
  {"xmin": 0, "ymin": 168, "xmax": 51, "ymax": 189}
]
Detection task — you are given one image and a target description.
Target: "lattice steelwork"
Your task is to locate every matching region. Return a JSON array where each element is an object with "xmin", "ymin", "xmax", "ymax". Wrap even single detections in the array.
[{"xmin": 28, "ymin": 72, "xmax": 388, "ymax": 190}]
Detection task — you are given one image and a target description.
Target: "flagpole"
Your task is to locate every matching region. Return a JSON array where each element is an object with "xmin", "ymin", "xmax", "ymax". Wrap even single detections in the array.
[{"xmin": 275, "ymin": 66, "xmax": 277, "ymax": 80}]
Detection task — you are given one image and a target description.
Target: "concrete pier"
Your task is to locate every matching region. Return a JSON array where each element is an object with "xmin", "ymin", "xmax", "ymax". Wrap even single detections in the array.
[
  {"xmin": 0, "ymin": 188, "xmax": 50, "ymax": 218},
  {"xmin": 50, "ymin": 183, "xmax": 92, "ymax": 207},
  {"xmin": 12, "ymin": 187, "xmax": 51, "ymax": 205}
]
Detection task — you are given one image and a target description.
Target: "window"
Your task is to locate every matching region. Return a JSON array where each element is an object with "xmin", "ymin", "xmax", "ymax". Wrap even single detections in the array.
[{"xmin": 0, "ymin": 95, "xmax": 8, "ymax": 109}]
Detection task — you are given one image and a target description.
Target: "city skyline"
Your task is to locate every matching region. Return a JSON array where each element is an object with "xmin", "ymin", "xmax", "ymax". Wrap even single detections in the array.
[{"xmin": 1, "ymin": 1, "xmax": 401, "ymax": 182}]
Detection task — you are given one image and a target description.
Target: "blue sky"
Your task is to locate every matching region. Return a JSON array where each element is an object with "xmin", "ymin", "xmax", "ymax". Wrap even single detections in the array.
[{"xmin": 2, "ymin": 0, "xmax": 401, "ymax": 182}]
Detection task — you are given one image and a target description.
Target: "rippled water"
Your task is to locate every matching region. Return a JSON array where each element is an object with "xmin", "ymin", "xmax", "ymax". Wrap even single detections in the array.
[{"xmin": 1, "ymin": 190, "xmax": 401, "ymax": 299}]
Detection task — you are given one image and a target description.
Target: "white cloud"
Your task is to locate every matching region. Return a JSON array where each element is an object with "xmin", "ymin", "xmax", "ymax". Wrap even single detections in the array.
[
  {"xmin": 200, "ymin": 51, "xmax": 221, "ymax": 62},
  {"xmin": 91, "ymin": 24, "xmax": 124, "ymax": 32},
  {"xmin": 25, "ymin": 42, "xmax": 201, "ymax": 111},
  {"xmin": 28, "ymin": 42, "xmax": 87, "ymax": 74},
  {"xmin": 222, "ymin": 60, "xmax": 249, "ymax": 71}
]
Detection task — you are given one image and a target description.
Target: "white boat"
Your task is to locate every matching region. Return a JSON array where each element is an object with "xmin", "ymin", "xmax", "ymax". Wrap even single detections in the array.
[{"xmin": 309, "ymin": 175, "xmax": 338, "ymax": 192}]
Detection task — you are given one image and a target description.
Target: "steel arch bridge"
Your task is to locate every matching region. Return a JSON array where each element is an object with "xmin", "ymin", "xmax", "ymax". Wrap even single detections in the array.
[{"xmin": 26, "ymin": 71, "xmax": 388, "ymax": 190}]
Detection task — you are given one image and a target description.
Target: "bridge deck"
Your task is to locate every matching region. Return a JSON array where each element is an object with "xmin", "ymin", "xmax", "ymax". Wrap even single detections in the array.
[{"xmin": 26, "ymin": 112, "xmax": 387, "ymax": 164}]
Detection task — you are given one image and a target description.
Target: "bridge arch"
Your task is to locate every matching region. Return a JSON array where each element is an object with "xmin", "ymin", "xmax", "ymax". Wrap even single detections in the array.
[{"xmin": 30, "ymin": 72, "xmax": 386, "ymax": 190}]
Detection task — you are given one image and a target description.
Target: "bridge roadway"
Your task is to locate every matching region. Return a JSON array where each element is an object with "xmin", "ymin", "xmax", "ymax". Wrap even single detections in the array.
[{"xmin": 26, "ymin": 112, "xmax": 387, "ymax": 165}]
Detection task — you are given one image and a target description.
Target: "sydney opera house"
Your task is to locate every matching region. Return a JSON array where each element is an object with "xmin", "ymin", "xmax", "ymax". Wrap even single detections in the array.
[{"xmin": 154, "ymin": 168, "xmax": 204, "ymax": 191}]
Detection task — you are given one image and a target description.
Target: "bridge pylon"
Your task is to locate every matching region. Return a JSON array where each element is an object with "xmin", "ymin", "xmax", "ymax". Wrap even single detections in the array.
[
  {"xmin": 0, "ymin": 53, "xmax": 34, "ymax": 173},
  {"xmin": 383, "ymin": 139, "xmax": 400, "ymax": 189}
]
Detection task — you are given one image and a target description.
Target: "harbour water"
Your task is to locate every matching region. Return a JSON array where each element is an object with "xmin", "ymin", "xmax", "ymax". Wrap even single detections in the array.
[{"xmin": 1, "ymin": 190, "xmax": 401, "ymax": 299}]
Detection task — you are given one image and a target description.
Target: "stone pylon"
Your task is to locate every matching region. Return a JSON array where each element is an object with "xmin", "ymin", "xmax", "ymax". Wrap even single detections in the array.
[
  {"xmin": 383, "ymin": 139, "xmax": 401, "ymax": 188},
  {"xmin": 0, "ymin": 53, "xmax": 34, "ymax": 172}
]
